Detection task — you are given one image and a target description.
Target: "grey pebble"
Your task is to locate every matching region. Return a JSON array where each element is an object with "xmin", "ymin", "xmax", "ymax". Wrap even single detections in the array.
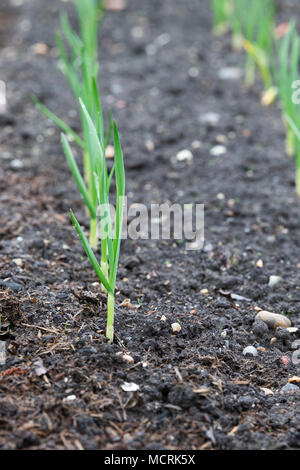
[{"xmin": 281, "ymin": 383, "xmax": 300, "ymax": 393}]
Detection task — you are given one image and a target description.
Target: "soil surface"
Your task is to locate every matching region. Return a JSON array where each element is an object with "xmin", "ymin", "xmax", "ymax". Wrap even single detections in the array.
[{"xmin": 1, "ymin": 0, "xmax": 300, "ymax": 450}]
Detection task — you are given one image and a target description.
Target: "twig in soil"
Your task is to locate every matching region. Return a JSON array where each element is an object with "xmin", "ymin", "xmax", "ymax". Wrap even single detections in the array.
[
  {"xmin": 174, "ymin": 366, "xmax": 184, "ymax": 384},
  {"xmin": 21, "ymin": 323, "xmax": 60, "ymax": 334}
]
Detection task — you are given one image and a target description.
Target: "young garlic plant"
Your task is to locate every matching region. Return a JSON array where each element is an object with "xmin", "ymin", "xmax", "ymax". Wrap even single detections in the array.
[
  {"xmin": 231, "ymin": 0, "xmax": 275, "ymax": 90},
  {"xmin": 211, "ymin": 0, "xmax": 232, "ymax": 35},
  {"xmin": 273, "ymin": 20, "xmax": 300, "ymax": 158},
  {"xmin": 34, "ymin": 0, "xmax": 110, "ymax": 249},
  {"xmin": 284, "ymin": 115, "xmax": 300, "ymax": 197},
  {"xmin": 62, "ymin": 96, "xmax": 125, "ymax": 342}
]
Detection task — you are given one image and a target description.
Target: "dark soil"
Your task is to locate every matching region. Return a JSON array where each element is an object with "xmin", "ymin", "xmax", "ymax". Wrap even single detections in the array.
[{"xmin": 1, "ymin": 0, "xmax": 300, "ymax": 450}]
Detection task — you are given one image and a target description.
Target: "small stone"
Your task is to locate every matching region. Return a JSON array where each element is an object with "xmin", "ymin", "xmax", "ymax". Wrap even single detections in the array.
[
  {"xmin": 256, "ymin": 259, "xmax": 263, "ymax": 268},
  {"xmin": 268, "ymin": 275, "xmax": 281, "ymax": 287},
  {"xmin": 191, "ymin": 140, "xmax": 202, "ymax": 149},
  {"xmin": 260, "ymin": 387, "xmax": 274, "ymax": 396},
  {"xmin": 200, "ymin": 288, "xmax": 209, "ymax": 295},
  {"xmin": 131, "ymin": 26, "xmax": 144, "ymax": 39},
  {"xmin": 218, "ymin": 67, "xmax": 241, "ymax": 80},
  {"xmin": 216, "ymin": 134, "xmax": 227, "ymax": 144},
  {"xmin": 171, "ymin": 322, "xmax": 181, "ymax": 333},
  {"xmin": 0, "ymin": 80, "xmax": 6, "ymax": 114},
  {"xmin": 221, "ymin": 330, "xmax": 227, "ymax": 338},
  {"xmin": 281, "ymin": 355, "xmax": 290, "ymax": 367},
  {"xmin": 12, "ymin": 258, "xmax": 24, "ymax": 268},
  {"xmin": 105, "ymin": 0, "xmax": 127, "ymax": 11},
  {"xmin": 145, "ymin": 140, "xmax": 154, "ymax": 152},
  {"xmin": 176, "ymin": 149, "xmax": 193, "ymax": 162},
  {"xmin": 121, "ymin": 382, "xmax": 140, "ymax": 392},
  {"xmin": 270, "ymin": 337, "xmax": 277, "ymax": 345},
  {"xmin": 281, "ymin": 383, "xmax": 300, "ymax": 394},
  {"xmin": 10, "ymin": 159, "xmax": 23, "ymax": 169},
  {"xmin": 255, "ymin": 310, "xmax": 291, "ymax": 329},
  {"xmin": 119, "ymin": 298, "xmax": 134, "ymax": 309},
  {"xmin": 160, "ymin": 315, "xmax": 167, "ymax": 322},
  {"xmin": 122, "ymin": 354, "xmax": 134, "ymax": 364},
  {"xmin": 65, "ymin": 395, "xmax": 76, "ymax": 401},
  {"xmin": 210, "ymin": 145, "xmax": 226, "ymax": 156},
  {"xmin": 243, "ymin": 346, "xmax": 258, "ymax": 357},
  {"xmin": 199, "ymin": 112, "xmax": 220, "ymax": 126},
  {"xmin": 287, "ymin": 327, "xmax": 298, "ymax": 334},
  {"xmin": 188, "ymin": 67, "xmax": 199, "ymax": 78},
  {"xmin": 31, "ymin": 42, "xmax": 48, "ymax": 55}
]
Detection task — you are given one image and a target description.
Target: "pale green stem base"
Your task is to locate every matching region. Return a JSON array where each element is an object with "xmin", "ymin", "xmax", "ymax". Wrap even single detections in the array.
[
  {"xmin": 232, "ymin": 33, "xmax": 243, "ymax": 51},
  {"xmin": 89, "ymin": 217, "xmax": 98, "ymax": 250},
  {"xmin": 245, "ymin": 56, "xmax": 255, "ymax": 88},
  {"xmin": 106, "ymin": 293, "xmax": 115, "ymax": 343}
]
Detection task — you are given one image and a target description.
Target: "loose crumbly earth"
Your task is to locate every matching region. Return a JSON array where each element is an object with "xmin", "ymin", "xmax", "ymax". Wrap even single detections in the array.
[{"xmin": 0, "ymin": 0, "xmax": 300, "ymax": 450}]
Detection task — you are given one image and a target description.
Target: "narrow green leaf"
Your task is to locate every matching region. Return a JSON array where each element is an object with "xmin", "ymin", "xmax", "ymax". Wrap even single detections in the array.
[
  {"xmin": 61, "ymin": 134, "xmax": 96, "ymax": 219},
  {"xmin": 60, "ymin": 12, "xmax": 83, "ymax": 57},
  {"xmin": 110, "ymin": 121, "xmax": 125, "ymax": 287},
  {"xmin": 79, "ymin": 97, "xmax": 104, "ymax": 172},
  {"xmin": 33, "ymin": 96, "xmax": 85, "ymax": 148},
  {"xmin": 70, "ymin": 210, "xmax": 113, "ymax": 294}
]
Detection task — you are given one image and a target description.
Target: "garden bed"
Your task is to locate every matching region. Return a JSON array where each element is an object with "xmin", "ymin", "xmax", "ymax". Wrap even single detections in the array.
[{"xmin": 0, "ymin": 0, "xmax": 300, "ymax": 450}]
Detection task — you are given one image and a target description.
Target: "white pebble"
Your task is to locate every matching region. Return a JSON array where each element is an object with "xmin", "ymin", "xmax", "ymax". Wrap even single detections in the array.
[
  {"xmin": 176, "ymin": 149, "xmax": 193, "ymax": 162},
  {"xmin": 218, "ymin": 67, "xmax": 241, "ymax": 80},
  {"xmin": 243, "ymin": 346, "xmax": 258, "ymax": 357},
  {"xmin": 210, "ymin": 145, "xmax": 226, "ymax": 156},
  {"xmin": 121, "ymin": 382, "xmax": 140, "ymax": 392},
  {"xmin": 65, "ymin": 395, "xmax": 76, "ymax": 401},
  {"xmin": 10, "ymin": 159, "xmax": 23, "ymax": 169},
  {"xmin": 268, "ymin": 275, "xmax": 281, "ymax": 287},
  {"xmin": 171, "ymin": 322, "xmax": 182, "ymax": 333},
  {"xmin": 199, "ymin": 112, "xmax": 220, "ymax": 126}
]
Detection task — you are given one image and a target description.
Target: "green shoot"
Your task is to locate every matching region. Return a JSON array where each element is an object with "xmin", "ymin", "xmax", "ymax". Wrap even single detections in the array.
[
  {"xmin": 231, "ymin": 0, "xmax": 276, "ymax": 89},
  {"xmin": 272, "ymin": 20, "xmax": 300, "ymax": 157},
  {"xmin": 69, "ymin": 116, "xmax": 125, "ymax": 343},
  {"xmin": 284, "ymin": 115, "xmax": 300, "ymax": 197},
  {"xmin": 211, "ymin": 0, "xmax": 232, "ymax": 35},
  {"xmin": 34, "ymin": 0, "xmax": 110, "ymax": 249}
]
